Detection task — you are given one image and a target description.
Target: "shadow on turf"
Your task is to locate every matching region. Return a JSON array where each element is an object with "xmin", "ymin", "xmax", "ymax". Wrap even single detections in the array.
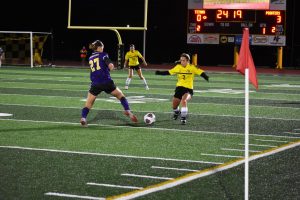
[{"xmin": 89, "ymin": 110, "xmax": 175, "ymax": 127}]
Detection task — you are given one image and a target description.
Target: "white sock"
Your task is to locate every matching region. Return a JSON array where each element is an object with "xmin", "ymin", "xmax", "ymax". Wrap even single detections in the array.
[
  {"xmin": 173, "ymin": 107, "xmax": 179, "ymax": 113},
  {"xmin": 142, "ymin": 78, "xmax": 148, "ymax": 86},
  {"xmin": 181, "ymin": 107, "xmax": 188, "ymax": 117},
  {"xmin": 125, "ymin": 78, "xmax": 131, "ymax": 86}
]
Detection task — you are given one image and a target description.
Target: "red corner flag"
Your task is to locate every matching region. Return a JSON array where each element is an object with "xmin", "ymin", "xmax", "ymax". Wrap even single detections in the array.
[{"xmin": 236, "ymin": 28, "xmax": 258, "ymax": 90}]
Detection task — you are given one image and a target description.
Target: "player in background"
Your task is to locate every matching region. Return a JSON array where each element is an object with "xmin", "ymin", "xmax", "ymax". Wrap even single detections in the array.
[
  {"xmin": 80, "ymin": 46, "xmax": 87, "ymax": 66},
  {"xmin": 80, "ymin": 40, "xmax": 138, "ymax": 127},
  {"xmin": 155, "ymin": 53, "xmax": 209, "ymax": 125},
  {"xmin": 0, "ymin": 47, "xmax": 5, "ymax": 67},
  {"xmin": 124, "ymin": 44, "xmax": 149, "ymax": 90}
]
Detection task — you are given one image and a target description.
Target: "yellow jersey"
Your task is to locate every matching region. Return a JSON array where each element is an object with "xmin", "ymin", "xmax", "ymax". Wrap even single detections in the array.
[
  {"xmin": 125, "ymin": 50, "xmax": 144, "ymax": 66},
  {"xmin": 168, "ymin": 64, "xmax": 204, "ymax": 89}
]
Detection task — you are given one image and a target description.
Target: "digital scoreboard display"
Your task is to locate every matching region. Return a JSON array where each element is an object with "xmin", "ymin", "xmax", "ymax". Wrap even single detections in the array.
[
  {"xmin": 187, "ymin": 0, "xmax": 286, "ymax": 46},
  {"xmin": 188, "ymin": 9, "xmax": 285, "ymax": 35}
]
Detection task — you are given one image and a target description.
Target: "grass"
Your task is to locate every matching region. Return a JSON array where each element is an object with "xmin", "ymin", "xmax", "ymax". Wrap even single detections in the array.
[{"xmin": 0, "ymin": 66, "xmax": 299, "ymax": 200}]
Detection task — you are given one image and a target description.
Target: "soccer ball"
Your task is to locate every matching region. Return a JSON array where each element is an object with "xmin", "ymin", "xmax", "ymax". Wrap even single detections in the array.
[{"xmin": 144, "ymin": 113, "xmax": 156, "ymax": 125}]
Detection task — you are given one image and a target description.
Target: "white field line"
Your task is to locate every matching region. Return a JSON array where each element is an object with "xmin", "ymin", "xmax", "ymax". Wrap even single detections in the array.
[
  {"xmin": 283, "ymin": 132, "xmax": 300, "ymax": 135},
  {"xmin": 201, "ymin": 153, "xmax": 243, "ymax": 158},
  {"xmin": 121, "ymin": 173, "xmax": 173, "ymax": 180},
  {"xmin": 151, "ymin": 166, "xmax": 198, "ymax": 172},
  {"xmin": 44, "ymin": 192, "xmax": 105, "ymax": 200},
  {"xmin": 1, "ymin": 118, "xmax": 300, "ymax": 140},
  {"xmin": 0, "ymin": 145, "xmax": 222, "ymax": 165},
  {"xmin": 238, "ymin": 144, "xmax": 277, "ymax": 148},
  {"xmin": 107, "ymin": 141, "xmax": 300, "ymax": 200},
  {"xmin": 254, "ymin": 139, "xmax": 288, "ymax": 143},
  {"xmin": 1, "ymin": 102, "xmax": 299, "ymax": 121},
  {"xmin": 221, "ymin": 148, "xmax": 260, "ymax": 153},
  {"xmin": 86, "ymin": 183, "xmax": 143, "ymax": 190},
  {"xmin": 1, "ymin": 90, "xmax": 300, "ymax": 105}
]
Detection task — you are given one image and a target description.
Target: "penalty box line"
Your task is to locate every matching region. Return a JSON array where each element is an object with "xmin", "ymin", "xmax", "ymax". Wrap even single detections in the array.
[{"xmin": 106, "ymin": 140, "xmax": 300, "ymax": 200}]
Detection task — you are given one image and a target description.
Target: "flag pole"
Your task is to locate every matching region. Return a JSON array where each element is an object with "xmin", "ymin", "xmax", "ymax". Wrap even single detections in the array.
[{"xmin": 245, "ymin": 68, "xmax": 249, "ymax": 200}]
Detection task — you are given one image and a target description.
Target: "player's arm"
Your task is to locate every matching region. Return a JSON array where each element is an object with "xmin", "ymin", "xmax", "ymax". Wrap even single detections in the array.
[
  {"xmin": 104, "ymin": 56, "xmax": 114, "ymax": 70},
  {"xmin": 141, "ymin": 57, "xmax": 147, "ymax": 66},
  {"xmin": 155, "ymin": 70, "xmax": 170, "ymax": 75},
  {"xmin": 200, "ymin": 72, "xmax": 209, "ymax": 82},
  {"xmin": 138, "ymin": 51, "xmax": 147, "ymax": 66},
  {"xmin": 124, "ymin": 60, "xmax": 128, "ymax": 68}
]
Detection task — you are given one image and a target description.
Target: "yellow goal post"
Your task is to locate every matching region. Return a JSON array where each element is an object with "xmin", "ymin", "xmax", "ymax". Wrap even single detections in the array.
[{"xmin": 67, "ymin": 0, "xmax": 148, "ymax": 69}]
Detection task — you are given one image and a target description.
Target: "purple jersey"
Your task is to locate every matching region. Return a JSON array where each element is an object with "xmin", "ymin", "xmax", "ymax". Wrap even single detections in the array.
[{"xmin": 88, "ymin": 51, "xmax": 112, "ymax": 85}]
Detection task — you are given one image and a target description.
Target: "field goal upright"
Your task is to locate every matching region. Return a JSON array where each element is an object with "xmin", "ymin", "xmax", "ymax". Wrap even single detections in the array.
[
  {"xmin": 0, "ymin": 31, "xmax": 52, "ymax": 68},
  {"xmin": 67, "ymin": 0, "xmax": 148, "ymax": 69}
]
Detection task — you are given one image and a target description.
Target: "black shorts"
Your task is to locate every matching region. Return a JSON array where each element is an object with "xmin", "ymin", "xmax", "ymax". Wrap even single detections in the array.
[
  {"xmin": 129, "ymin": 65, "xmax": 141, "ymax": 70},
  {"xmin": 89, "ymin": 80, "xmax": 117, "ymax": 96},
  {"xmin": 174, "ymin": 86, "xmax": 193, "ymax": 99}
]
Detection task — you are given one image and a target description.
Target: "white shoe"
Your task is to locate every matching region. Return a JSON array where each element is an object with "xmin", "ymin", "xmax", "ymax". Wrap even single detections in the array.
[
  {"xmin": 80, "ymin": 118, "xmax": 88, "ymax": 127},
  {"xmin": 125, "ymin": 86, "xmax": 129, "ymax": 90},
  {"xmin": 145, "ymin": 86, "xmax": 149, "ymax": 90}
]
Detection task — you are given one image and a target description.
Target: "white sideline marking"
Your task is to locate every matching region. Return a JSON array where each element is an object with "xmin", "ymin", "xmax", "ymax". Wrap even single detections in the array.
[
  {"xmin": 121, "ymin": 173, "xmax": 173, "ymax": 180},
  {"xmin": 109, "ymin": 141, "xmax": 300, "ymax": 200},
  {"xmin": 1, "ymin": 118, "xmax": 300, "ymax": 140},
  {"xmin": 221, "ymin": 148, "xmax": 260, "ymax": 153},
  {"xmin": 151, "ymin": 166, "xmax": 198, "ymax": 172},
  {"xmin": 0, "ymin": 113, "xmax": 13, "ymax": 117},
  {"xmin": 0, "ymin": 146, "xmax": 221, "ymax": 165},
  {"xmin": 45, "ymin": 192, "xmax": 104, "ymax": 200},
  {"xmin": 87, "ymin": 183, "xmax": 143, "ymax": 190},
  {"xmin": 201, "ymin": 153, "xmax": 243, "ymax": 158},
  {"xmin": 283, "ymin": 132, "xmax": 300, "ymax": 135},
  {"xmin": 255, "ymin": 139, "xmax": 288, "ymax": 143},
  {"xmin": 238, "ymin": 143, "xmax": 277, "ymax": 148},
  {"xmin": 1, "ymin": 101, "xmax": 300, "ymax": 122}
]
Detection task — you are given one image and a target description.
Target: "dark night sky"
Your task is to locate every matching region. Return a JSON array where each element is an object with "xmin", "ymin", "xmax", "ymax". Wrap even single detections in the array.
[{"xmin": 1, "ymin": 0, "xmax": 299, "ymax": 67}]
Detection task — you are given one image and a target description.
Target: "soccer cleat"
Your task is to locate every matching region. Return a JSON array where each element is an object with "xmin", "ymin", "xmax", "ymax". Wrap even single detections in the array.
[
  {"xmin": 80, "ymin": 118, "xmax": 88, "ymax": 127},
  {"xmin": 145, "ymin": 86, "xmax": 149, "ymax": 90},
  {"xmin": 172, "ymin": 111, "xmax": 181, "ymax": 120},
  {"xmin": 124, "ymin": 85, "xmax": 129, "ymax": 90},
  {"xmin": 124, "ymin": 111, "xmax": 138, "ymax": 123},
  {"xmin": 180, "ymin": 117, "xmax": 187, "ymax": 125}
]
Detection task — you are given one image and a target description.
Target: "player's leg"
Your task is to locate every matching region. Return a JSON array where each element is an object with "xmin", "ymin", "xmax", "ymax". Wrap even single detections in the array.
[
  {"xmin": 80, "ymin": 92, "xmax": 97, "ymax": 127},
  {"xmin": 125, "ymin": 68, "xmax": 133, "ymax": 89},
  {"xmin": 137, "ymin": 68, "xmax": 149, "ymax": 90},
  {"xmin": 172, "ymin": 97, "xmax": 181, "ymax": 120},
  {"xmin": 180, "ymin": 93, "xmax": 192, "ymax": 125},
  {"xmin": 110, "ymin": 88, "xmax": 137, "ymax": 122}
]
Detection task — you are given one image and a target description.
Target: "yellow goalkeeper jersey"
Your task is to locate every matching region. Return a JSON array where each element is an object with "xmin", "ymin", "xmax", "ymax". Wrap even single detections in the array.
[
  {"xmin": 125, "ymin": 50, "xmax": 144, "ymax": 66},
  {"xmin": 168, "ymin": 64, "xmax": 204, "ymax": 89}
]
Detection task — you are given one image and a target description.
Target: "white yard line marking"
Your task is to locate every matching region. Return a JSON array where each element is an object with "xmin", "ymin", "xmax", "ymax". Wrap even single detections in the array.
[
  {"xmin": 221, "ymin": 148, "xmax": 260, "ymax": 153},
  {"xmin": 254, "ymin": 139, "xmax": 288, "ymax": 143},
  {"xmin": 151, "ymin": 166, "xmax": 198, "ymax": 172},
  {"xmin": 283, "ymin": 132, "xmax": 300, "ymax": 135},
  {"xmin": 121, "ymin": 173, "xmax": 173, "ymax": 180},
  {"xmin": 107, "ymin": 141, "xmax": 300, "ymax": 200},
  {"xmin": 1, "ymin": 118, "xmax": 300, "ymax": 140},
  {"xmin": 44, "ymin": 192, "xmax": 104, "ymax": 200},
  {"xmin": 1, "ymin": 101, "xmax": 300, "ymax": 122},
  {"xmin": 86, "ymin": 183, "xmax": 143, "ymax": 190},
  {"xmin": 0, "ymin": 146, "xmax": 221, "ymax": 165},
  {"xmin": 238, "ymin": 143, "xmax": 277, "ymax": 148},
  {"xmin": 201, "ymin": 153, "xmax": 243, "ymax": 158}
]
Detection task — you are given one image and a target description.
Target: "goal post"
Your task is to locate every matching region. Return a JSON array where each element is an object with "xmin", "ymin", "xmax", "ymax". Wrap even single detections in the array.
[
  {"xmin": 67, "ymin": 0, "xmax": 148, "ymax": 69},
  {"xmin": 0, "ymin": 31, "xmax": 52, "ymax": 68}
]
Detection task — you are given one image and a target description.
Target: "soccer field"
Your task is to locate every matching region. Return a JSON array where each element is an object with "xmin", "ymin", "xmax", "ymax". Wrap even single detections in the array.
[{"xmin": 0, "ymin": 66, "xmax": 299, "ymax": 200}]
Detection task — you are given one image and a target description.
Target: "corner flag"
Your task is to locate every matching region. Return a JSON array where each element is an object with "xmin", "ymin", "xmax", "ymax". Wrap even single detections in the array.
[{"xmin": 236, "ymin": 28, "xmax": 258, "ymax": 90}]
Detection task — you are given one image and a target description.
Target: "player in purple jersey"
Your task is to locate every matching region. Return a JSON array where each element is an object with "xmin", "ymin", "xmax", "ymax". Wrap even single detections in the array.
[{"xmin": 80, "ymin": 40, "xmax": 138, "ymax": 126}]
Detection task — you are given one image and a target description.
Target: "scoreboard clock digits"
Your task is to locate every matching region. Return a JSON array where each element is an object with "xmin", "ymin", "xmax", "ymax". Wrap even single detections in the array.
[{"xmin": 188, "ymin": 9, "xmax": 285, "ymax": 35}]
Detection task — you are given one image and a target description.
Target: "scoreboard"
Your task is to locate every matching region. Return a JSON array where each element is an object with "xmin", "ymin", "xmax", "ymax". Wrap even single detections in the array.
[{"xmin": 187, "ymin": 0, "xmax": 286, "ymax": 46}]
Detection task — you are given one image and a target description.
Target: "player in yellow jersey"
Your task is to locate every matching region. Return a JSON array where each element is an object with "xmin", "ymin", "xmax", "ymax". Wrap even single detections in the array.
[
  {"xmin": 155, "ymin": 53, "xmax": 209, "ymax": 125},
  {"xmin": 124, "ymin": 44, "xmax": 149, "ymax": 90}
]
